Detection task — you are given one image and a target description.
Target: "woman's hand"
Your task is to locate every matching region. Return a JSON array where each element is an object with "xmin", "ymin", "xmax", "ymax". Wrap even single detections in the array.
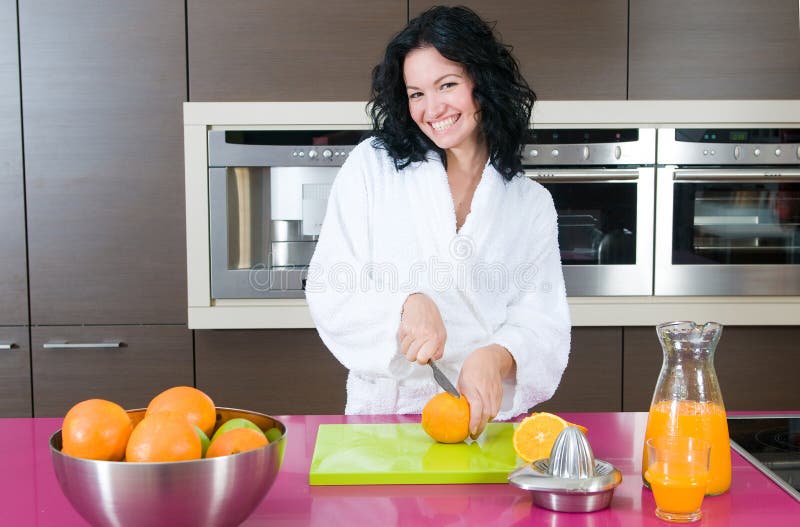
[
  {"xmin": 398, "ymin": 293, "xmax": 447, "ymax": 364},
  {"xmin": 458, "ymin": 345, "xmax": 515, "ymax": 439}
]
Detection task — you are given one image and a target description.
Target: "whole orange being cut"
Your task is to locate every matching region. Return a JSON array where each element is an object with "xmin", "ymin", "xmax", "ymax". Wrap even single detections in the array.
[
  {"xmin": 126, "ymin": 411, "xmax": 202, "ymax": 462},
  {"xmin": 421, "ymin": 392, "xmax": 471, "ymax": 444},
  {"xmin": 145, "ymin": 386, "xmax": 217, "ymax": 436},
  {"xmin": 512, "ymin": 412, "xmax": 571, "ymax": 463},
  {"xmin": 62, "ymin": 398, "xmax": 133, "ymax": 461},
  {"xmin": 206, "ymin": 427, "xmax": 268, "ymax": 458}
]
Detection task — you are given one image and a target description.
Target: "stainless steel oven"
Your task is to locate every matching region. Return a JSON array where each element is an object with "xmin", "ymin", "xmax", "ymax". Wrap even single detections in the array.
[
  {"xmin": 524, "ymin": 128, "xmax": 656, "ymax": 296},
  {"xmin": 208, "ymin": 129, "xmax": 367, "ymax": 298},
  {"xmin": 655, "ymin": 128, "xmax": 800, "ymax": 295}
]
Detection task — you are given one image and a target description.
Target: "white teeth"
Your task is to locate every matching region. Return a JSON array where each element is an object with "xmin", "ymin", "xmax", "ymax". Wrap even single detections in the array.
[{"xmin": 431, "ymin": 115, "xmax": 458, "ymax": 132}]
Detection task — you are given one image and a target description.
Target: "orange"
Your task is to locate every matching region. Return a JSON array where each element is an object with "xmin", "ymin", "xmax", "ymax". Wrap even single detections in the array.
[
  {"xmin": 145, "ymin": 386, "xmax": 217, "ymax": 437},
  {"xmin": 126, "ymin": 411, "xmax": 202, "ymax": 462},
  {"xmin": 206, "ymin": 427, "xmax": 268, "ymax": 458},
  {"xmin": 62, "ymin": 398, "xmax": 133, "ymax": 461},
  {"xmin": 421, "ymin": 392, "xmax": 471, "ymax": 444},
  {"xmin": 512, "ymin": 412, "xmax": 572, "ymax": 463}
]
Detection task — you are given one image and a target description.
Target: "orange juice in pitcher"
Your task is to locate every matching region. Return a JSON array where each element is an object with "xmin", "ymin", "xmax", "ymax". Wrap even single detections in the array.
[{"xmin": 641, "ymin": 322, "xmax": 731, "ymax": 495}]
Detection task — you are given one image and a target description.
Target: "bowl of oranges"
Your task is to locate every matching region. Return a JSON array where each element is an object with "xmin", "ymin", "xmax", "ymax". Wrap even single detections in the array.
[{"xmin": 49, "ymin": 386, "xmax": 286, "ymax": 527}]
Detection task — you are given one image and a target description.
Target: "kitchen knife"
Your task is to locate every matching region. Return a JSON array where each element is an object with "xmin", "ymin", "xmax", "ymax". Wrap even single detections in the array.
[{"xmin": 428, "ymin": 361, "xmax": 460, "ymax": 398}]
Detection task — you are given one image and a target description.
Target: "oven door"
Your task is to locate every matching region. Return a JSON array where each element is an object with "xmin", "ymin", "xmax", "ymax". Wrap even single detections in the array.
[
  {"xmin": 527, "ymin": 168, "xmax": 654, "ymax": 296},
  {"xmin": 655, "ymin": 168, "xmax": 800, "ymax": 295}
]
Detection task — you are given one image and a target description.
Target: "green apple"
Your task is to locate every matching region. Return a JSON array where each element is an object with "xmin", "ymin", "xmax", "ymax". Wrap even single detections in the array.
[
  {"xmin": 193, "ymin": 425, "xmax": 211, "ymax": 457},
  {"xmin": 210, "ymin": 418, "xmax": 263, "ymax": 443},
  {"xmin": 265, "ymin": 427, "xmax": 282, "ymax": 443}
]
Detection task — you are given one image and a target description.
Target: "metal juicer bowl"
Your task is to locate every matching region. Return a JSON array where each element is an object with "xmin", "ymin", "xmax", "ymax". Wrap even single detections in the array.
[
  {"xmin": 50, "ymin": 407, "xmax": 286, "ymax": 527},
  {"xmin": 508, "ymin": 426, "xmax": 622, "ymax": 513}
]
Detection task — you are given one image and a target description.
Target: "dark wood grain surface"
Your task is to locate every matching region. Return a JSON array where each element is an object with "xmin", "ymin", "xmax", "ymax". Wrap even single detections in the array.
[
  {"xmin": 20, "ymin": 0, "xmax": 188, "ymax": 325},
  {"xmin": 629, "ymin": 0, "xmax": 800, "ymax": 99},
  {"xmin": 410, "ymin": 0, "xmax": 629, "ymax": 100},
  {"xmin": 31, "ymin": 325, "xmax": 193, "ymax": 417},
  {"xmin": 0, "ymin": 326, "xmax": 31, "ymax": 417},
  {"xmin": 0, "ymin": 0, "xmax": 27, "ymax": 325}
]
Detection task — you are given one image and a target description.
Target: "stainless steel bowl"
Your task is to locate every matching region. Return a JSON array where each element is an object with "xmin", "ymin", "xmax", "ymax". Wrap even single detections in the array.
[{"xmin": 50, "ymin": 407, "xmax": 286, "ymax": 527}]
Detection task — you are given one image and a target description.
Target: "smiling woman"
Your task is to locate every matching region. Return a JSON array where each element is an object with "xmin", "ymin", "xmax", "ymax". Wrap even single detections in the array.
[{"xmin": 305, "ymin": 6, "xmax": 571, "ymax": 439}]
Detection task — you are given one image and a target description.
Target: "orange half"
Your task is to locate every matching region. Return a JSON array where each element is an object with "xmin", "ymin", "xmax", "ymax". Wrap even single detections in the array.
[{"xmin": 512, "ymin": 412, "xmax": 570, "ymax": 463}]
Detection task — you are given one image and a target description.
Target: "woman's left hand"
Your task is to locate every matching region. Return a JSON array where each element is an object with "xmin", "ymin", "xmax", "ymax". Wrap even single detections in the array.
[{"xmin": 457, "ymin": 345, "xmax": 515, "ymax": 439}]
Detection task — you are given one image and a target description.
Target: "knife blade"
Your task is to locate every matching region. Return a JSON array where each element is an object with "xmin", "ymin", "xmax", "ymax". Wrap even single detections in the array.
[{"xmin": 428, "ymin": 361, "xmax": 460, "ymax": 398}]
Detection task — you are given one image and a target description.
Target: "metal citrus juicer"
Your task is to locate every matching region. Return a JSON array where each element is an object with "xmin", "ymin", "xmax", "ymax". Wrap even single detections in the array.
[{"xmin": 508, "ymin": 426, "xmax": 622, "ymax": 512}]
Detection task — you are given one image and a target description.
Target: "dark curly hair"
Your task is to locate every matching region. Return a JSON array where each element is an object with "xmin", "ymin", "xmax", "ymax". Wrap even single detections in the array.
[{"xmin": 369, "ymin": 5, "xmax": 536, "ymax": 180}]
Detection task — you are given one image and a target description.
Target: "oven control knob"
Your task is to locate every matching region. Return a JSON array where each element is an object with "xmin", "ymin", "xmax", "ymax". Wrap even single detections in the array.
[
  {"xmin": 775, "ymin": 148, "xmax": 782, "ymax": 157},
  {"xmin": 308, "ymin": 150, "xmax": 318, "ymax": 159},
  {"xmin": 582, "ymin": 146, "xmax": 590, "ymax": 160},
  {"xmin": 614, "ymin": 145, "xmax": 622, "ymax": 160},
  {"xmin": 753, "ymin": 147, "xmax": 761, "ymax": 157},
  {"xmin": 298, "ymin": 151, "xmax": 305, "ymax": 157},
  {"xmin": 733, "ymin": 145, "xmax": 741, "ymax": 159},
  {"xmin": 551, "ymin": 148, "xmax": 559, "ymax": 157},
  {"xmin": 530, "ymin": 149, "xmax": 539, "ymax": 157},
  {"xmin": 322, "ymin": 149, "xmax": 333, "ymax": 159}
]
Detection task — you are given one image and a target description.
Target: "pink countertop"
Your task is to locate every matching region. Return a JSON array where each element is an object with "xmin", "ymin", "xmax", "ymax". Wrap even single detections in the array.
[{"xmin": 1, "ymin": 412, "xmax": 798, "ymax": 526}]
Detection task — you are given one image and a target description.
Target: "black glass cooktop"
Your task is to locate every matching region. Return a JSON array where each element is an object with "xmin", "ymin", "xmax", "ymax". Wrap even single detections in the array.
[{"xmin": 728, "ymin": 415, "xmax": 800, "ymax": 501}]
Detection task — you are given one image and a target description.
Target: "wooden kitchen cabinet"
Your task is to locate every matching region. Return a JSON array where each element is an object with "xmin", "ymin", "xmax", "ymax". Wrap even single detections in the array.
[
  {"xmin": 0, "ymin": 0, "xmax": 27, "ymax": 326},
  {"xmin": 188, "ymin": 0, "xmax": 407, "ymax": 102},
  {"xmin": 31, "ymin": 325, "xmax": 193, "ymax": 417},
  {"xmin": 0, "ymin": 327, "xmax": 31, "ymax": 417},
  {"xmin": 629, "ymin": 0, "xmax": 800, "ymax": 99},
  {"xmin": 19, "ymin": 1, "xmax": 187, "ymax": 325},
  {"xmin": 195, "ymin": 329, "xmax": 348, "ymax": 415},
  {"xmin": 533, "ymin": 327, "xmax": 623, "ymax": 413},
  {"xmin": 410, "ymin": 1, "xmax": 628, "ymax": 100},
  {"xmin": 623, "ymin": 326, "xmax": 800, "ymax": 411}
]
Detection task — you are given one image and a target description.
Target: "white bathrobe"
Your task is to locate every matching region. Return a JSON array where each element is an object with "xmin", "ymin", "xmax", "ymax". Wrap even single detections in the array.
[{"xmin": 305, "ymin": 138, "xmax": 571, "ymax": 420}]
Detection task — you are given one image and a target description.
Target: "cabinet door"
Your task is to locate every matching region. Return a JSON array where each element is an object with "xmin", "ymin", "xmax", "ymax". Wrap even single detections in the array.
[
  {"xmin": 533, "ymin": 327, "xmax": 622, "ymax": 413},
  {"xmin": 410, "ymin": 1, "xmax": 628, "ymax": 100},
  {"xmin": 0, "ymin": 327, "xmax": 31, "ymax": 417},
  {"xmin": 0, "ymin": 0, "xmax": 27, "ymax": 325},
  {"xmin": 195, "ymin": 329, "xmax": 348, "ymax": 414},
  {"xmin": 623, "ymin": 326, "xmax": 800, "ymax": 411},
  {"xmin": 19, "ymin": 1, "xmax": 187, "ymax": 325},
  {"xmin": 31, "ymin": 325, "xmax": 193, "ymax": 417},
  {"xmin": 629, "ymin": 0, "xmax": 800, "ymax": 99},
  {"xmin": 188, "ymin": 0, "xmax": 407, "ymax": 101}
]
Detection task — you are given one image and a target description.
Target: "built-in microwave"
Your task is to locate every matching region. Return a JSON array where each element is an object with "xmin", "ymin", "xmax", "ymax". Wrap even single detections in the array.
[{"xmin": 207, "ymin": 129, "xmax": 368, "ymax": 298}]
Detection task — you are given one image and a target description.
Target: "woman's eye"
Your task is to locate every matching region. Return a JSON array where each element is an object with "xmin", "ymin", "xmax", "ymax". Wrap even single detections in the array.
[
  {"xmin": 408, "ymin": 92, "xmax": 422, "ymax": 100},
  {"xmin": 441, "ymin": 82, "xmax": 456, "ymax": 90}
]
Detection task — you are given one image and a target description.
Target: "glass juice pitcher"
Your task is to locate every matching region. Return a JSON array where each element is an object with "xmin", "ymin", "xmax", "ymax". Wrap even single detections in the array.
[{"xmin": 642, "ymin": 321, "xmax": 731, "ymax": 495}]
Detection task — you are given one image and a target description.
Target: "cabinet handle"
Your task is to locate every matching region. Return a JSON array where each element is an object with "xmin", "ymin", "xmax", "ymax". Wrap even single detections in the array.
[
  {"xmin": 43, "ymin": 341, "xmax": 123, "ymax": 349},
  {"xmin": 0, "ymin": 343, "xmax": 16, "ymax": 350}
]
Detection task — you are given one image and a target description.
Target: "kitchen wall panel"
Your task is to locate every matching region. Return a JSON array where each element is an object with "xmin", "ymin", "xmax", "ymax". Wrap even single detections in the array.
[
  {"xmin": 188, "ymin": 0, "xmax": 407, "ymax": 101},
  {"xmin": 20, "ymin": 0, "xmax": 187, "ymax": 325},
  {"xmin": 195, "ymin": 329, "xmax": 348, "ymax": 414},
  {"xmin": 0, "ymin": 0, "xmax": 27, "ymax": 325},
  {"xmin": 410, "ymin": 0, "xmax": 628, "ymax": 100},
  {"xmin": 533, "ymin": 327, "xmax": 623, "ymax": 413},
  {"xmin": 629, "ymin": 0, "xmax": 800, "ymax": 99},
  {"xmin": 31, "ymin": 325, "xmax": 193, "ymax": 417},
  {"xmin": 623, "ymin": 326, "xmax": 800, "ymax": 411},
  {"xmin": 0, "ymin": 327, "xmax": 31, "ymax": 417}
]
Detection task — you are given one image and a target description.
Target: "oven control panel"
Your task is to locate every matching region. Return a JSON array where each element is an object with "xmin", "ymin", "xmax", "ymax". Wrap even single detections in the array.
[{"xmin": 659, "ymin": 128, "xmax": 800, "ymax": 165}]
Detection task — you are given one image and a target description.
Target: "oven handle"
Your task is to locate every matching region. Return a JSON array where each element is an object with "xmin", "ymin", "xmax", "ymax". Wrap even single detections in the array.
[
  {"xmin": 673, "ymin": 169, "xmax": 800, "ymax": 182},
  {"xmin": 524, "ymin": 169, "xmax": 640, "ymax": 181}
]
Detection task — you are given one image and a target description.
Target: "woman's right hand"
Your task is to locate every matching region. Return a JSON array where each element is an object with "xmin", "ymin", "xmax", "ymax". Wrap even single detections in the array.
[{"xmin": 398, "ymin": 293, "xmax": 447, "ymax": 364}]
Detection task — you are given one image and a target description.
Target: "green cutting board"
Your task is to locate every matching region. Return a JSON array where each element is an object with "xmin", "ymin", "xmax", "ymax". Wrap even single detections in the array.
[{"xmin": 309, "ymin": 423, "xmax": 520, "ymax": 485}]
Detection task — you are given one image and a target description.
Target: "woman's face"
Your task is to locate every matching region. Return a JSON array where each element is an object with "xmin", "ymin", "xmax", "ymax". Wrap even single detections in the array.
[{"xmin": 403, "ymin": 46, "xmax": 481, "ymax": 155}]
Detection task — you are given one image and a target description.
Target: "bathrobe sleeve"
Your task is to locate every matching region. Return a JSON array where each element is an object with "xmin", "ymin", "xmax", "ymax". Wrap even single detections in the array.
[
  {"xmin": 490, "ymin": 184, "xmax": 572, "ymax": 420},
  {"xmin": 305, "ymin": 142, "xmax": 409, "ymax": 377}
]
